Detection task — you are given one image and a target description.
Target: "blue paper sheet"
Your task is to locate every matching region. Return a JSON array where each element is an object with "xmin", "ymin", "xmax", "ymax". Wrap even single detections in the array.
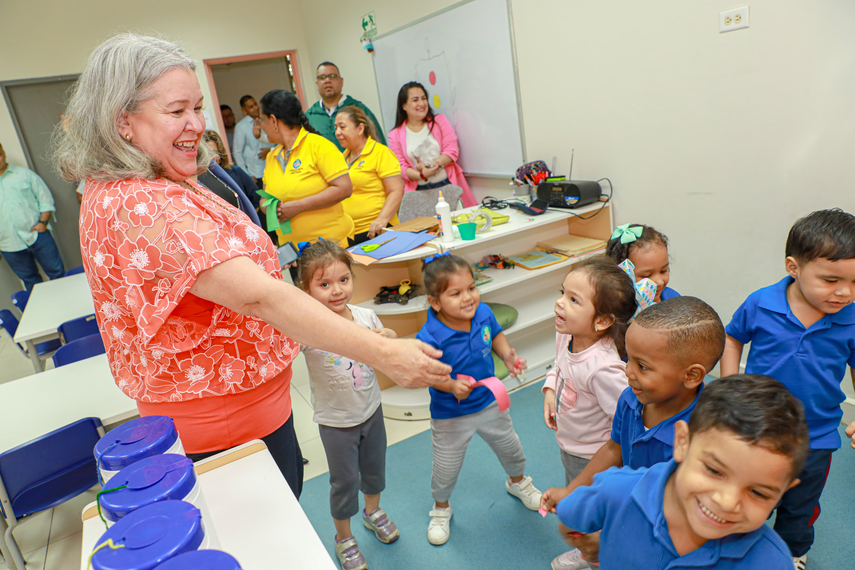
[{"xmin": 347, "ymin": 231, "xmax": 436, "ymax": 260}]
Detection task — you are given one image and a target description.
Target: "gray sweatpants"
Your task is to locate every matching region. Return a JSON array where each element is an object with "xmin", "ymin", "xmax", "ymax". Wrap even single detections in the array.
[
  {"xmin": 560, "ymin": 450, "xmax": 590, "ymax": 486},
  {"xmin": 318, "ymin": 405, "xmax": 387, "ymax": 520},
  {"xmin": 430, "ymin": 401, "xmax": 527, "ymax": 503}
]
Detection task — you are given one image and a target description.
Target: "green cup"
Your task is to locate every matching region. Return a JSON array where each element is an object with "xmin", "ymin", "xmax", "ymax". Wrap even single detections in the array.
[{"xmin": 459, "ymin": 222, "xmax": 477, "ymax": 240}]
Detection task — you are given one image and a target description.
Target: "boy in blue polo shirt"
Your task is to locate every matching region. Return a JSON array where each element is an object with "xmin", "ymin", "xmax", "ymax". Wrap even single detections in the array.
[
  {"xmin": 722, "ymin": 208, "xmax": 855, "ymax": 568},
  {"xmin": 416, "ymin": 253, "xmax": 542, "ymax": 546},
  {"xmin": 543, "ymin": 296, "xmax": 726, "ymax": 569},
  {"xmin": 548, "ymin": 374, "xmax": 810, "ymax": 570}
]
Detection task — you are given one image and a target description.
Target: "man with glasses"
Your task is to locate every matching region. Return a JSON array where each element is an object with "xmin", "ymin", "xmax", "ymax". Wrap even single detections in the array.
[{"xmin": 306, "ymin": 62, "xmax": 386, "ymax": 151}]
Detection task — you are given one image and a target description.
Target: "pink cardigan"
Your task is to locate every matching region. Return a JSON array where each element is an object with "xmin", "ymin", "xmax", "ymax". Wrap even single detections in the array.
[
  {"xmin": 542, "ymin": 334, "xmax": 628, "ymax": 460},
  {"xmin": 387, "ymin": 114, "xmax": 477, "ymax": 207}
]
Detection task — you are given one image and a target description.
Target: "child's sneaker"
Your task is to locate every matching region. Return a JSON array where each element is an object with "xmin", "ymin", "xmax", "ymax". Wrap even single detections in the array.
[
  {"xmin": 793, "ymin": 555, "xmax": 807, "ymax": 570},
  {"xmin": 552, "ymin": 549, "xmax": 593, "ymax": 569},
  {"xmin": 427, "ymin": 504, "xmax": 452, "ymax": 545},
  {"xmin": 334, "ymin": 535, "xmax": 367, "ymax": 570},
  {"xmin": 506, "ymin": 475, "xmax": 542, "ymax": 510},
  {"xmin": 363, "ymin": 508, "xmax": 399, "ymax": 544}
]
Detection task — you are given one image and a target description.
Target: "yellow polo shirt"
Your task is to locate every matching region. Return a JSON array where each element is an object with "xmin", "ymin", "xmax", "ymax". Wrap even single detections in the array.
[
  {"xmin": 263, "ymin": 128, "xmax": 353, "ymax": 247},
  {"xmin": 342, "ymin": 138, "xmax": 401, "ymax": 235}
]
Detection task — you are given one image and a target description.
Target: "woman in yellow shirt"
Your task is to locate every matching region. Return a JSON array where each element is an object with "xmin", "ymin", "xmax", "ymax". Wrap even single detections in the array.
[
  {"xmin": 260, "ymin": 90, "xmax": 354, "ymax": 248},
  {"xmin": 335, "ymin": 106, "xmax": 404, "ymax": 246}
]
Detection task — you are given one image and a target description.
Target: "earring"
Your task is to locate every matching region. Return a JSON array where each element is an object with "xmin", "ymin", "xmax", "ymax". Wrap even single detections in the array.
[{"xmin": 125, "ymin": 134, "xmax": 131, "ymax": 142}]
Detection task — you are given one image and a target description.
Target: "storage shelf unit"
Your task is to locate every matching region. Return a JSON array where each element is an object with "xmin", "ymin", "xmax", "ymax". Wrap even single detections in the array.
[{"xmin": 348, "ymin": 200, "xmax": 614, "ymax": 420}]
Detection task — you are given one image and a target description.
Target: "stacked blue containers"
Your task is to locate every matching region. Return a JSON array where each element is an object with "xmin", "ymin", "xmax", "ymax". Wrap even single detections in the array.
[
  {"xmin": 155, "ymin": 550, "xmax": 243, "ymax": 569},
  {"xmin": 89, "ymin": 501, "xmax": 205, "ymax": 570},
  {"xmin": 94, "ymin": 417, "xmax": 184, "ymax": 484}
]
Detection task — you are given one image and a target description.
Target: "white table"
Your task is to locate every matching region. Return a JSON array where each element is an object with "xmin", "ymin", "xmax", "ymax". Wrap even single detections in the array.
[
  {"xmin": 0, "ymin": 354, "xmax": 136, "ymax": 453},
  {"xmin": 13, "ymin": 272, "xmax": 95, "ymax": 372},
  {"xmin": 80, "ymin": 441, "xmax": 337, "ymax": 570}
]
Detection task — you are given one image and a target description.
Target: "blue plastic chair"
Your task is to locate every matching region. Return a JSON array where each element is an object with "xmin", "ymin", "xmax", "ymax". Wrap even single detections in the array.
[
  {"xmin": 10, "ymin": 291, "xmax": 29, "ymax": 314},
  {"xmin": 0, "ymin": 309, "xmax": 61, "ymax": 362},
  {"xmin": 52, "ymin": 334, "xmax": 106, "ymax": 367},
  {"xmin": 58, "ymin": 314, "xmax": 100, "ymax": 344},
  {"xmin": 0, "ymin": 418, "xmax": 105, "ymax": 570},
  {"xmin": 64, "ymin": 265, "xmax": 85, "ymax": 277}
]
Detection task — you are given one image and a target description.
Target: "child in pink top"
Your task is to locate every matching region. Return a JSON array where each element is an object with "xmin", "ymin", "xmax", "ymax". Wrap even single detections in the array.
[{"xmin": 542, "ymin": 257, "xmax": 638, "ymax": 570}]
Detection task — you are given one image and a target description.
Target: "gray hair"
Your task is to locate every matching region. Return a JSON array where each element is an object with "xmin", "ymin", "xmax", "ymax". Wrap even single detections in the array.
[{"xmin": 52, "ymin": 33, "xmax": 213, "ymax": 182}]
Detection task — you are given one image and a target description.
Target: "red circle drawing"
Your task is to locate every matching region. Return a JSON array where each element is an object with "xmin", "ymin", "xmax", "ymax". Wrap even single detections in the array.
[{"xmin": 429, "ymin": 71, "xmax": 437, "ymax": 85}]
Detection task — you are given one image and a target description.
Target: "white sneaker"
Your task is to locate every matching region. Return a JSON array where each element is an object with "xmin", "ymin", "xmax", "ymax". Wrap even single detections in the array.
[
  {"xmin": 506, "ymin": 475, "xmax": 542, "ymax": 511},
  {"xmin": 552, "ymin": 549, "xmax": 592, "ymax": 570},
  {"xmin": 793, "ymin": 555, "xmax": 806, "ymax": 570},
  {"xmin": 427, "ymin": 504, "xmax": 452, "ymax": 545}
]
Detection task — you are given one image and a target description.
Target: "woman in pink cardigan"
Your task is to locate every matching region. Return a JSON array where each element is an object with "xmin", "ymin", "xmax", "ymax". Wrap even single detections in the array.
[{"xmin": 386, "ymin": 82, "xmax": 477, "ymax": 207}]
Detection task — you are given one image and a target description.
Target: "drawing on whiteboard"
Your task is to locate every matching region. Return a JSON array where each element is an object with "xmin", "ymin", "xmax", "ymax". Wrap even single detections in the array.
[{"xmin": 415, "ymin": 39, "xmax": 457, "ymax": 125}]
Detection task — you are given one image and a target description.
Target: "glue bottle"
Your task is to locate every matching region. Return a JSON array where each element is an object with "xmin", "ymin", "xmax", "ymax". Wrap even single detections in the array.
[{"xmin": 435, "ymin": 191, "xmax": 453, "ymax": 243}]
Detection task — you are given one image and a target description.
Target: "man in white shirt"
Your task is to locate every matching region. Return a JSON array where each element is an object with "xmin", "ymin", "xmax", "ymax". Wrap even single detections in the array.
[{"xmin": 232, "ymin": 95, "xmax": 274, "ymax": 187}]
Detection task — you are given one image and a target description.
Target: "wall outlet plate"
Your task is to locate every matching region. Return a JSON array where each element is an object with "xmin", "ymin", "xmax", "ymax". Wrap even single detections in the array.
[{"xmin": 720, "ymin": 6, "xmax": 750, "ymax": 33}]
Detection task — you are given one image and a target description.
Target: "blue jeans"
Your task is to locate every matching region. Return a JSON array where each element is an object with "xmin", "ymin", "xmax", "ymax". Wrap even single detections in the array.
[
  {"xmin": 1, "ymin": 231, "xmax": 65, "ymax": 292},
  {"xmin": 773, "ymin": 448, "xmax": 834, "ymax": 557}
]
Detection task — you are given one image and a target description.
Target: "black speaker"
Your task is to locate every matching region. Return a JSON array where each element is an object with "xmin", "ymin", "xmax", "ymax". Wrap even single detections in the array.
[{"xmin": 536, "ymin": 181, "xmax": 602, "ymax": 209}]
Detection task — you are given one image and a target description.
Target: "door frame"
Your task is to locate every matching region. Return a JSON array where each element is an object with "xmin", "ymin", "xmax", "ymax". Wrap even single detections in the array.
[
  {"xmin": 203, "ymin": 50, "xmax": 306, "ymax": 153},
  {"xmin": 0, "ymin": 74, "xmax": 79, "ymax": 170}
]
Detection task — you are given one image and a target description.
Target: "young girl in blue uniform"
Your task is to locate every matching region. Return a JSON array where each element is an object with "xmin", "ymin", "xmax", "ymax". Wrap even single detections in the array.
[
  {"xmin": 415, "ymin": 253, "xmax": 543, "ymax": 546},
  {"xmin": 606, "ymin": 223, "xmax": 679, "ymax": 302}
]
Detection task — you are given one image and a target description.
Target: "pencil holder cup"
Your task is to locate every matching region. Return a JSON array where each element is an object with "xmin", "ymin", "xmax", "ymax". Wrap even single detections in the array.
[{"xmin": 458, "ymin": 223, "xmax": 477, "ymax": 241}]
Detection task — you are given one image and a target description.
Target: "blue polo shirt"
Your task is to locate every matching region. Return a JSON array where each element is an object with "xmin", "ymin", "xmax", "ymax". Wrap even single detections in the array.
[
  {"xmin": 416, "ymin": 304, "xmax": 502, "ymax": 419},
  {"xmin": 660, "ymin": 286, "xmax": 680, "ymax": 301},
  {"xmin": 557, "ymin": 460, "xmax": 792, "ymax": 569},
  {"xmin": 726, "ymin": 276, "xmax": 855, "ymax": 449},
  {"xmin": 611, "ymin": 383, "xmax": 703, "ymax": 469}
]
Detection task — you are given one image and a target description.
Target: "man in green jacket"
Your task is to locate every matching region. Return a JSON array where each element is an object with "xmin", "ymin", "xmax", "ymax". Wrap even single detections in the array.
[{"xmin": 306, "ymin": 62, "xmax": 387, "ymax": 151}]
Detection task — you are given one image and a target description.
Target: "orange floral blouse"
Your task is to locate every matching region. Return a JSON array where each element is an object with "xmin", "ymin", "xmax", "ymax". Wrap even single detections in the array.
[{"xmin": 79, "ymin": 178, "xmax": 299, "ymax": 404}]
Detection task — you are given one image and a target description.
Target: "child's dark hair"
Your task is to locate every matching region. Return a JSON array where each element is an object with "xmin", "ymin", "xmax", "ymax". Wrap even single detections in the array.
[
  {"xmin": 297, "ymin": 240, "xmax": 353, "ymax": 291},
  {"xmin": 567, "ymin": 257, "xmax": 637, "ymax": 358},
  {"xmin": 688, "ymin": 374, "xmax": 810, "ymax": 479},
  {"xmin": 786, "ymin": 208, "xmax": 855, "ymax": 264},
  {"xmin": 422, "ymin": 253, "xmax": 473, "ymax": 298},
  {"xmin": 606, "ymin": 224, "xmax": 669, "ymax": 264},
  {"xmin": 633, "ymin": 297, "xmax": 725, "ymax": 370}
]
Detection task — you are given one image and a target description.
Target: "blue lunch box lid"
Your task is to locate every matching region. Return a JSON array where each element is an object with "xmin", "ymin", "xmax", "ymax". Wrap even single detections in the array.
[
  {"xmin": 91, "ymin": 500, "xmax": 204, "ymax": 570},
  {"xmin": 95, "ymin": 416, "xmax": 179, "ymax": 472},
  {"xmin": 154, "ymin": 550, "xmax": 242, "ymax": 570},
  {"xmin": 100, "ymin": 454, "xmax": 196, "ymax": 522}
]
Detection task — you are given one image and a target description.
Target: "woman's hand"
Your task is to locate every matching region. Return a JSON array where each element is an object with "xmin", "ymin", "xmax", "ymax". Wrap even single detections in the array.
[
  {"xmin": 414, "ymin": 157, "xmax": 426, "ymax": 172},
  {"xmin": 374, "ymin": 339, "xmax": 452, "ymax": 389},
  {"xmin": 422, "ymin": 165, "xmax": 442, "ymax": 179},
  {"xmin": 277, "ymin": 201, "xmax": 303, "ymax": 222},
  {"xmin": 367, "ymin": 218, "xmax": 389, "ymax": 239}
]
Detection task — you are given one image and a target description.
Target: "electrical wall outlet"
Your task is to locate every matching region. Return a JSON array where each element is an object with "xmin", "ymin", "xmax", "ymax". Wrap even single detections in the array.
[{"xmin": 720, "ymin": 6, "xmax": 750, "ymax": 33}]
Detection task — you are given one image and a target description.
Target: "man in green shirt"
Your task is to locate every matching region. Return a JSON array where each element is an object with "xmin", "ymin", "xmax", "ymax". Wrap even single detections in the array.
[
  {"xmin": 0, "ymin": 142, "xmax": 65, "ymax": 291},
  {"xmin": 306, "ymin": 62, "xmax": 386, "ymax": 151}
]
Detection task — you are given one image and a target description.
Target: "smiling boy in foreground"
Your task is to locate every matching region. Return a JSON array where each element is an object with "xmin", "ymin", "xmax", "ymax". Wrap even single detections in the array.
[{"xmin": 545, "ymin": 374, "xmax": 809, "ymax": 569}]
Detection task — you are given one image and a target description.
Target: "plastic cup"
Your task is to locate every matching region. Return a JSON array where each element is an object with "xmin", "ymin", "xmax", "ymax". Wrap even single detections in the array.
[{"xmin": 459, "ymin": 222, "xmax": 477, "ymax": 240}]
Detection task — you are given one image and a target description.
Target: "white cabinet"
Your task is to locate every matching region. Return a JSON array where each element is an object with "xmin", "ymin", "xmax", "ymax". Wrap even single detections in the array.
[{"xmin": 349, "ymin": 201, "xmax": 614, "ymax": 419}]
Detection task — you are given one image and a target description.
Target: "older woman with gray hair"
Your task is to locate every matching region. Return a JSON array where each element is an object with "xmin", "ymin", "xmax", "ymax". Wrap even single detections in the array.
[{"xmin": 53, "ymin": 33, "xmax": 450, "ymax": 496}]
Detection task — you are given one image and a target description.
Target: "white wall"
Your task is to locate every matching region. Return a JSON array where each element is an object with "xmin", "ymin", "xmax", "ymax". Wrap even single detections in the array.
[
  {"xmin": 0, "ymin": 0, "xmax": 313, "ymax": 167},
  {"xmin": 299, "ymin": 0, "xmax": 855, "ymax": 323}
]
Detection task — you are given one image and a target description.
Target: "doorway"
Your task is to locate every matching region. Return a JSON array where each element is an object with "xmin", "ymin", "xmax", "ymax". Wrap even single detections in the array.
[
  {"xmin": 204, "ymin": 51, "xmax": 306, "ymax": 157},
  {"xmin": 1, "ymin": 75, "xmax": 81, "ymax": 272}
]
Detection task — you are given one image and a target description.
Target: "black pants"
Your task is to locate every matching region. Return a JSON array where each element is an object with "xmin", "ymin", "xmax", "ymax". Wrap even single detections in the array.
[
  {"xmin": 773, "ymin": 448, "xmax": 834, "ymax": 557},
  {"xmin": 186, "ymin": 413, "xmax": 304, "ymax": 499}
]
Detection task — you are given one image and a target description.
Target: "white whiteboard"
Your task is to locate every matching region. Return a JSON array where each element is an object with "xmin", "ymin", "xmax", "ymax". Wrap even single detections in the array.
[{"xmin": 372, "ymin": 0, "xmax": 525, "ymax": 177}]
